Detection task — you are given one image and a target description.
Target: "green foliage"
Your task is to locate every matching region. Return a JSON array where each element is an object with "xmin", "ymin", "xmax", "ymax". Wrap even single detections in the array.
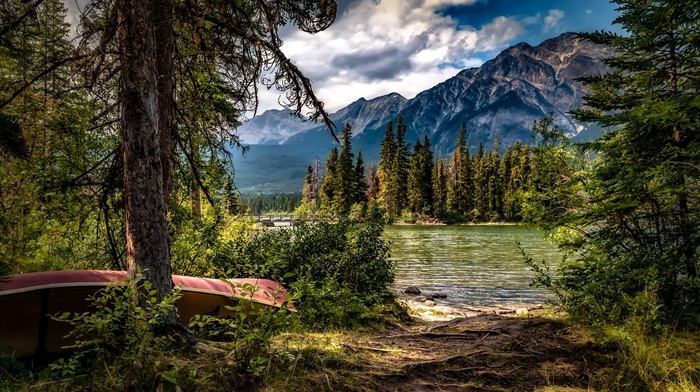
[
  {"xmin": 24, "ymin": 273, "xmax": 298, "ymax": 391},
  {"xmin": 377, "ymin": 117, "xmax": 411, "ymax": 218},
  {"xmin": 0, "ymin": 354, "xmax": 28, "ymax": 390},
  {"xmin": 188, "ymin": 282, "xmax": 296, "ymax": 378},
  {"xmin": 333, "ymin": 123, "xmax": 357, "ymax": 215},
  {"xmin": 320, "ymin": 148, "xmax": 338, "ymax": 212},
  {"xmin": 244, "ymin": 192, "xmax": 301, "ymax": 215},
  {"xmin": 407, "ymin": 136, "xmax": 434, "ymax": 215},
  {"xmin": 46, "ymin": 276, "xmax": 185, "ymax": 391},
  {"xmin": 446, "ymin": 122, "xmax": 472, "ymax": 218},
  {"xmin": 521, "ymin": 1, "xmax": 700, "ymax": 328},
  {"xmin": 594, "ymin": 288, "xmax": 700, "ymax": 391},
  {"xmin": 353, "ymin": 151, "xmax": 369, "ymax": 206},
  {"xmin": 210, "ymin": 220, "xmax": 396, "ymax": 328}
]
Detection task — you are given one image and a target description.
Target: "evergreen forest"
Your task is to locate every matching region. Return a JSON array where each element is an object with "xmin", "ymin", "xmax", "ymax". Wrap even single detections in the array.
[{"xmin": 299, "ymin": 116, "xmax": 571, "ymax": 224}]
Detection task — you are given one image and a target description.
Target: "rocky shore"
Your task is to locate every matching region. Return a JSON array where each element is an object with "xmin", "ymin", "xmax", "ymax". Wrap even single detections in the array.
[{"xmin": 397, "ymin": 286, "xmax": 551, "ymax": 321}]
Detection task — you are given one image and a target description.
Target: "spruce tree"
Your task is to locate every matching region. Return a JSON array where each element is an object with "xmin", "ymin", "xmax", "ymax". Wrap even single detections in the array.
[
  {"xmin": 473, "ymin": 142, "xmax": 486, "ymax": 219},
  {"xmin": 408, "ymin": 136, "xmax": 434, "ymax": 215},
  {"xmin": 320, "ymin": 148, "xmax": 338, "ymax": 213},
  {"xmin": 378, "ymin": 121, "xmax": 395, "ymax": 172},
  {"xmin": 432, "ymin": 158, "xmax": 448, "ymax": 218},
  {"xmin": 486, "ymin": 148, "xmax": 502, "ymax": 220},
  {"xmin": 353, "ymin": 151, "xmax": 368, "ymax": 205},
  {"xmin": 393, "ymin": 116, "xmax": 411, "ymax": 214},
  {"xmin": 366, "ymin": 162, "xmax": 380, "ymax": 200},
  {"xmin": 334, "ymin": 123, "xmax": 355, "ymax": 215},
  {"xmin": 554, "ymin": 1, "xmax": 700, "ymax": 322},
  {"xmin": 407, "ymin": 138, "xmax": 424, "ymax": 214},
  {"xmin": 446, "ymin": 123, "xmax": 471, "ymax": 219},
  {"xmin": 302, "ymin": 165, "xmax": 315, "ymax": 202}
]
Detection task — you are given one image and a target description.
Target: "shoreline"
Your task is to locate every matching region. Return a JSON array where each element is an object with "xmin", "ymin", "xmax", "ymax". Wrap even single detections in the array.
[
  {"xmin": 390, "ymin": 221, "xmax": 522, "ymax": 226},
  {"xmin": 396, "ymin": 293, "xmax": 554, "ymax": 322}
]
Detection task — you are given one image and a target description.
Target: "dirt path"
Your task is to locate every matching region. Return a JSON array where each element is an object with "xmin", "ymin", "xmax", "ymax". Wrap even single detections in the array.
[{"xmin": 332, "ymin": 315, "xmax": 603, "ymax": 392}]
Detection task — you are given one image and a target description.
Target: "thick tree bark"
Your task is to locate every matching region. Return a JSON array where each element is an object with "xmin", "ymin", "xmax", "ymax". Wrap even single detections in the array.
[
  {"xmin": 153, "ymin": 0, "xmax": 175, "ymax": 203},
  {"xmin": 117, "ymin": 0, "xmax": 196, "ymax": 345}
]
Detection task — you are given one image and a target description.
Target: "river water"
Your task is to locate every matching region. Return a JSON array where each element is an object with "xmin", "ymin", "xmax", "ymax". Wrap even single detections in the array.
[{"xmin": 383, "ymin": 225, "xmax": 562, "ymax": 308}]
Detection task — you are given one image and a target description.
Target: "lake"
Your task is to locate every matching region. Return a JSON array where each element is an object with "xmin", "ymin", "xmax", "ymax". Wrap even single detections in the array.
[{"xmin": 383, "ymin": 225, "xmax": 562, "ymax": 307}]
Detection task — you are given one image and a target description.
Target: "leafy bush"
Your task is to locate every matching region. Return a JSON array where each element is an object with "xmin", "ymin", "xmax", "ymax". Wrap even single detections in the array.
[
  {"xmin": 188, "ymin": 281, "xmax": 296, "ymax": 379},
  {"xmin": 209, "ymin": 220, "xmax": 397, "ymax": 327},
  {"xmin": 47, "ymin": 276, "xmax": 186, "ymax": 391}
]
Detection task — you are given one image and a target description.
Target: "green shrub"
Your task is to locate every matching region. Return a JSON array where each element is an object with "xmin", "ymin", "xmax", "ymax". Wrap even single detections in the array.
[
  {"xmin": 45, "ymin": 276, "xmax": 185, "ymax": 391},
  {"xmin": 210, "ymin": 220, "xmax": 397, "ymax": 327}
]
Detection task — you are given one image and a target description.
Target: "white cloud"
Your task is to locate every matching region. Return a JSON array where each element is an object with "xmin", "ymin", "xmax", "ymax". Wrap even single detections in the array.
[
  {"xmin": 586, "ymin": 9, "xmax": 593, "ymax": 14},
  {"xmin": 258, "ymin": 0, "xmax": 528, "ymax": 113},
  {"xmin": 65, "ymin": 0, "xmax": 530, "ymax": 115},
  {"xmin": 543, "ymin": 9, "xmax": 565, "ymax": 33}
]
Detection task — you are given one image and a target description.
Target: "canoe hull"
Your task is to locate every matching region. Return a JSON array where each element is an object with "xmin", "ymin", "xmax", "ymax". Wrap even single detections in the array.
[{"xmin": 0, "ymin": 271, "xmax": 292, "ymax": 357}]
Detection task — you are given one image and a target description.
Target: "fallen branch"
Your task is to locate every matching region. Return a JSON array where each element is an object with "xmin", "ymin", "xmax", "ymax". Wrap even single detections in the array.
[
  {"xmin": 385, "ymin": 320, "xmax": 412, "ymax": 333},
  {"xmin": 342, "ymin": 344, "xmax": 408, "ymax": 354},
  {"xmin": 405, "ymin": 350, "xmax": 487, "ymax": 368},
  {"xmin": 194, "ymin": 341, "xmax": 226, "ymax": 355},
  {"xmin": 387, "ymin": 330, "xmax": 505, "ymax": 339},
  {"xmin": 426, "ymin": 323, "xmax": 451, "ymax": 333}
]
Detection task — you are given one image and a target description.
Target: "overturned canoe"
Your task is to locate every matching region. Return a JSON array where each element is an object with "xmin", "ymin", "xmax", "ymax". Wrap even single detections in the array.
[{"xmin": 0, "ymin": 270, "xmax": 293, "ymax": 357}]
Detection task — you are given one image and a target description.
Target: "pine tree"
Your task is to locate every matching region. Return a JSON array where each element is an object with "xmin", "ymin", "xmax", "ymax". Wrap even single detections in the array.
[
  {"xmin": 334, "ymin": 123, "xmax": 355, "ymax": 215},
  {"xmin": 302, "ymin": 165, "xmax": 315, "ymax": 202},
  {"xmin": 366, "ymin": 162, "xmax": 380, "ymax": 200},
  {"xmin": 2, "ymin": 0, "xmax": 339, "ymax": 342},
  {"xmin": 353, "ymin": 151, "xmax": 368, "ymax": 205},
  {"xmin": 320, "ymin": 148, "xmax": 338, "ymax": 213},
  {"xmin": 224, "ymin": 177, "xmax": 242, "ymax": 215},
  {"xmin": 393, "ymin": 116, "xmax": 411, "ymax": 214},
  {"xmin": 472, "ymin": 142, "xmax": 486, "ymax": 219},
  {"xmin": 300, "ymin": 157, "xmax": 322, "ymax": 212},
  {"xmin": 432, "ymin": 158, "xmax": 448, "ymax": 218},
  {"xmin": 408, "ymin": 135, "xmax": 434, "ymax": 215},
  {"xmin": 499, "ymin": 145, "xmax": 518, "ymax": 221},
  {"xmin": 378, "ymin": 121, "xmax": 395, "ymax": 172},
  {"xmin": 446, "ymin": 123, "xmax": 472, "ymax": 218},
  {"xmin": 557, "ymin": 1, "xmax": 700, "ymax": 320},
  {"xmin": 378, "ymin": 121, "xmax": 398, "ymax": 216},
  {"xmin": 486, "ymin": 148, "xmax": 502, "ymax": 220},
  {"xmin": 407, "ymin": 138, "xmax": 424, "ymax": 214}
]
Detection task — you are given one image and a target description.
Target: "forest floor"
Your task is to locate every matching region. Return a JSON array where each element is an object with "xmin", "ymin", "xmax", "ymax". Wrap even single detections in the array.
[{"xmin": 267, "ymin": 306, "xmax": 610, "ymax": 392}]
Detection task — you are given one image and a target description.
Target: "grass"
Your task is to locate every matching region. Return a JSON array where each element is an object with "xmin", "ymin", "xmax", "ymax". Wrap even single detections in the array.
[
  {"xmin": 596, "ymin": 327, "xmax": 700, "ymax": 391},
  {"xmin": 5, "ymin": 309, "xmax": 700, "ymax": 391}
]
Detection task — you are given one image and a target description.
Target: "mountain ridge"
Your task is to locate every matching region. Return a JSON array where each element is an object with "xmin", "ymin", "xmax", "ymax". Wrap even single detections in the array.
[{"xmin": 233, "ymin": 32, "xmax": 612, "ymax": 192}]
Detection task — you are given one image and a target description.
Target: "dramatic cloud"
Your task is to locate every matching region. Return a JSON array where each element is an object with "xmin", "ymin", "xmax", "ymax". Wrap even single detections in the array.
[
  {"xmin": 543, "ymin": 9, "xmax": 565, "ymax": 32},
  {"xmin": 64, "ymin": 0, "xmax": 606, "ymax": 115},
  {"xmin": 258, "ymin": 0, "xmax": 529, "ymax": 113}
]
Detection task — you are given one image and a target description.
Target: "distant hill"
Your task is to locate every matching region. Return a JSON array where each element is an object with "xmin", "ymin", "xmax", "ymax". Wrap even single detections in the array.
[{"xmin": 233, "ymin": 32, "xmax": 612, "ymax": 193}]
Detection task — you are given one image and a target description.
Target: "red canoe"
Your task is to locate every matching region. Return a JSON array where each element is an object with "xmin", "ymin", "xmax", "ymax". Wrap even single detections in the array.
[{"xmin": 0, "ymin": 270, "xmax": 293, "ymax": 357}]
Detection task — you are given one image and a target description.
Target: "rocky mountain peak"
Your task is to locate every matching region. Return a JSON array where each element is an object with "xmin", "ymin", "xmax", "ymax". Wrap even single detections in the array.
[{"xmin": 233, "ymin": 32, "xmax": 612, "ymax": 191}]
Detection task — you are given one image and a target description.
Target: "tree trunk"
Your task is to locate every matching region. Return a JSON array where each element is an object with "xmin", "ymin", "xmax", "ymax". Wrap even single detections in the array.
[
  {"xmin": 117, "ymin": 0, "xmax": 196, "ymax": 345},
  {"xmin": 153, "ymin": 0, "xmax": 174, "ymax": 204}
]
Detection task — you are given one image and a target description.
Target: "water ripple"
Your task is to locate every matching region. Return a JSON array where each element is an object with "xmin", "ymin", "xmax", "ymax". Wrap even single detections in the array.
[{"xmin": 383, "ymin": 225, "xmax": 562, "ymax": 307}]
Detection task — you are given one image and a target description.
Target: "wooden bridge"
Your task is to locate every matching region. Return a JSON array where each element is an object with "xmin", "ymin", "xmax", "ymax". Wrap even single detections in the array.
[{"xmin": 247, "ymin": 215, "xmax": 334, "ymax": 227}]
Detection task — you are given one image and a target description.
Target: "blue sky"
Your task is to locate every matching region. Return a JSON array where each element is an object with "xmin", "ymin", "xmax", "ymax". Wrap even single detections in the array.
[{"xmin": 261, "ymin": 1, "xmax": 620, "ymax": 113}]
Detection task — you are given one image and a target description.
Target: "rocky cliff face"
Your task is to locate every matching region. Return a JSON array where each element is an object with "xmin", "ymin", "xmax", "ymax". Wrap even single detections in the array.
[
  {"xmin": 237, "ymin": 32, "xmax": 611, "ymax": 151},
  {"xmin": 398, "ymin": 32, "xmax": 612, "ymax": 151}
]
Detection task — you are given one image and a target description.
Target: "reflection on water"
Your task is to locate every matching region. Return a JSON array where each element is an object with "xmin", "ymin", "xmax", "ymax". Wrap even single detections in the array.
[{"xmin": 383, "ymin": 225, "xmax": 562, "ymax": 307}]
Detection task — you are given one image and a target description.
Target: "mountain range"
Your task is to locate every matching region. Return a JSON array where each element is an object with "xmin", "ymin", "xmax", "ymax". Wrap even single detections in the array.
[{"xmin": 233, "ymin": 32, "xmax": 612, "ymax": 193}]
